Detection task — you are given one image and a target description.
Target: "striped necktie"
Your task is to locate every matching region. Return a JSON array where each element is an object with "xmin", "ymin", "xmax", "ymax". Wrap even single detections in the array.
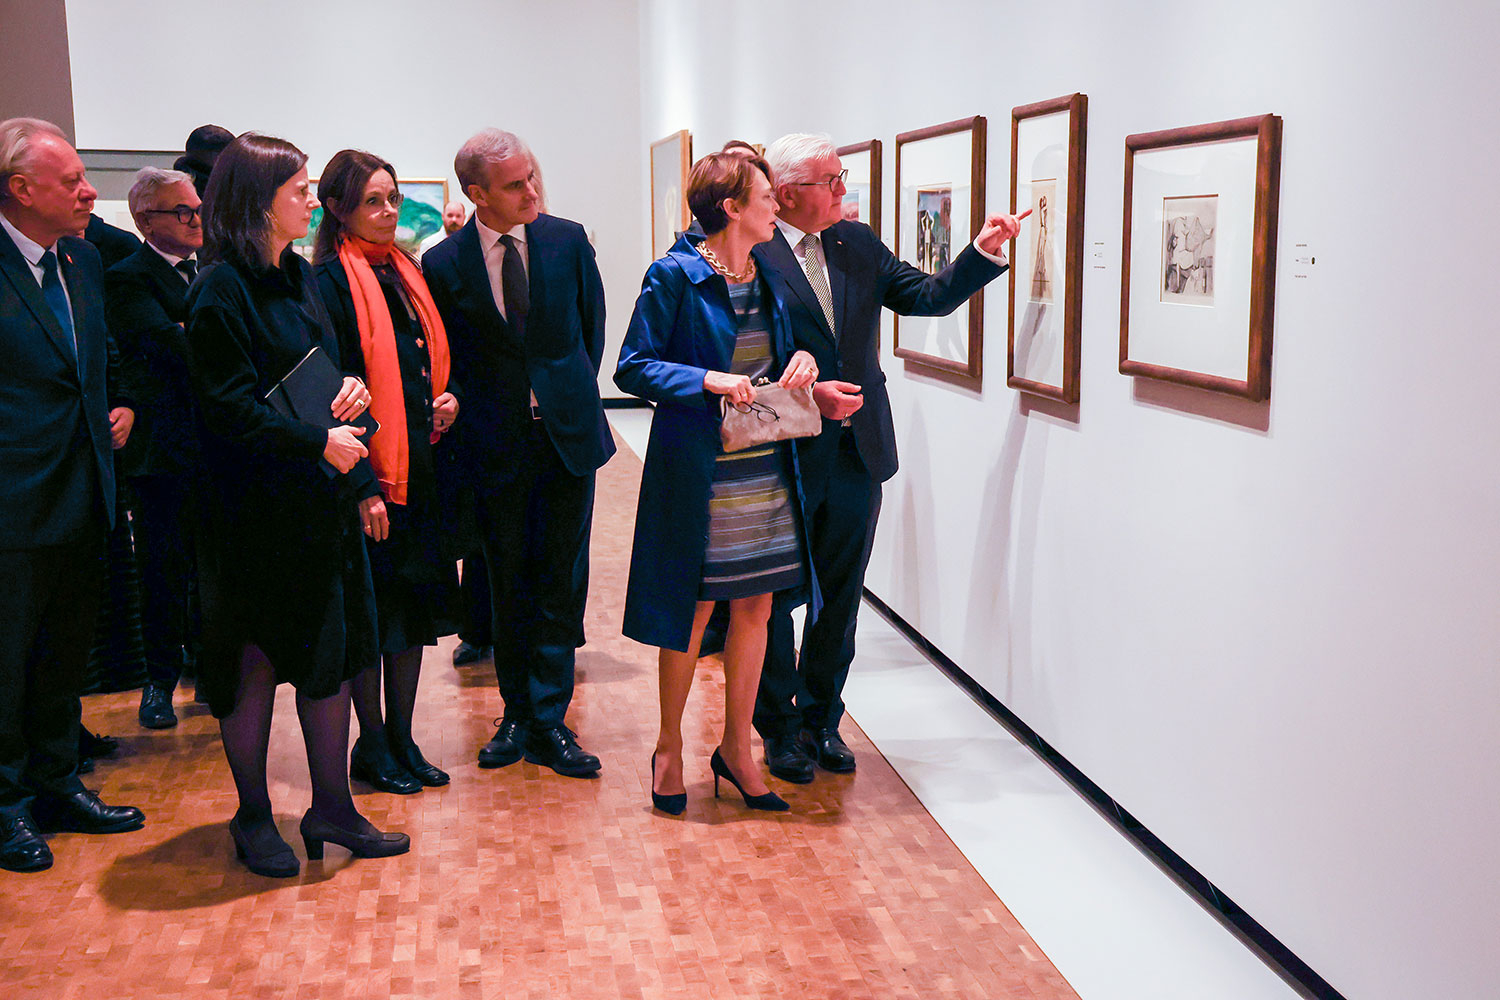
[{"xmin": 798, "ymin": 233, "xmax": 836, "ymax": 339}]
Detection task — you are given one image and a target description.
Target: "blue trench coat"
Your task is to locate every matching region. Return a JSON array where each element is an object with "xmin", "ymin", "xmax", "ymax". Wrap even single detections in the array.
[{"xmin": 615, "ymin": 235, "xmax": 820, "ymax": 652}]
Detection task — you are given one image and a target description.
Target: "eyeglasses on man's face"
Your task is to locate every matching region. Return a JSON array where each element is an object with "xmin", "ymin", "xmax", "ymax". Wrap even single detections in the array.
[
  {"xmin": 790, "ymin": 169, "xmax": 848, "ymax": 194},
  {"xmin": 142, "ymin": 205, "xmax": 201, "ymax": 225}
]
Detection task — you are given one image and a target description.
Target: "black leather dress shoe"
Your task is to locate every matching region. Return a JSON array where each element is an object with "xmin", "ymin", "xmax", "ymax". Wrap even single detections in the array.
[
  {"xmin": 524, "ymin": 726, "xmax": 600, "ymax": 777},
  {"xmin": 0, "ymin": 814, "xmax": 52, "ymax": 873},
  {"xmin": 477, "ymin": 718, "xmax": 527, "ymax": 768},
  {"xmin": 452, "ymin": 641, "xmax": 490, "ymax": 666},
  {"xmin": 78, "ymin": 727, "xmax": 119, "ymax": 759},
  {"xmin": 350, "ymin": 735, "xmax": 421, "ymax": 795},
  {"xmin": 33, "ymin": 790, "xmax": 145, "ymax": 834},
  {"xmin": 138, "ymin": 685, "xmax": 178, "ymax": 729},
  {"xmin": 799, "ymin": 729, "xmax": 856, "ymax": 773},
  {"xmin": 763, "ymin": 735, "xmax": 815, "ymax": 784}
]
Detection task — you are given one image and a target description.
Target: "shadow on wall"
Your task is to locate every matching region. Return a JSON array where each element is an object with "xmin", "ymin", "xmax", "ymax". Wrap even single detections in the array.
[
  {"xmin": 893, "ymin": 404, "xmax": 936, "ymax": 623},
  {"xmin": 1130, "ymin": 377, "xmax": 1271, "ymax": 434},
  {"xmin": 961, "ymin": 394, "xmax": 1081, "ymax": 708}
]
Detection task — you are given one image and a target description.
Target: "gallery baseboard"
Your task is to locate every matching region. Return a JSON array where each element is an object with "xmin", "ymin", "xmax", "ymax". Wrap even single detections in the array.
[{"xmin": 861, "ymin": 588, "xmax": 1345, "ymax": 1000}]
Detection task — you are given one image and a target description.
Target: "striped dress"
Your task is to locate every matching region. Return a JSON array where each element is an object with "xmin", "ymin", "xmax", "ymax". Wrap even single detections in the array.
[{"xmin": 699, "ymin": 279, "xmax": 805, "ymax": 600}]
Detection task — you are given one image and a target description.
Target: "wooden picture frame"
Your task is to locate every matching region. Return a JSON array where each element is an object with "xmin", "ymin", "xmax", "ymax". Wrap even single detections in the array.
[
  {"xmin": 1008, "ymin": 93, "xmax": 1087, "ymax": 404},
  {"xmin": 894, "ymin": 115, "xmax": 987, "ymax": 389},
  {"xmin": 650, "ymin": 130, "xmax": 693, "ymax": 259},
  {"xmin": 836, "ymin": 139, "xmax": 883, "ymax": 240},
  {"xmin": 1120, "ymin": 114, "xmax": 1282, "ymax": 400}
]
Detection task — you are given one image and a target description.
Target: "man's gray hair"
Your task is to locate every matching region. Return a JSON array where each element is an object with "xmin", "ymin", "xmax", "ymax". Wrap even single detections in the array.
[
  {"xmin": 454, "ymin": 128, "xmax": 533, "ymax": 193},
  {"xmin": 764, "ymin": 132, "xmax": 838, "ymax": 187},
  {"xmin": 127, "ymin": 167, "xmax": 195, "ymax": 217},
  {"xmin": 0, "ymin": 117, "xmax": 68, "ymax": 203}
]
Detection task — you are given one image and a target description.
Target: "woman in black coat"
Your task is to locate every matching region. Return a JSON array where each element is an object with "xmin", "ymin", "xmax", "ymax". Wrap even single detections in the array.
[
  {"xmin": 186, "ymin": 133, "xmax": 408, "ymax": 876},
  {"xmin": 310, "ymin": 149, "xmax": 460, "ymax": 795}
]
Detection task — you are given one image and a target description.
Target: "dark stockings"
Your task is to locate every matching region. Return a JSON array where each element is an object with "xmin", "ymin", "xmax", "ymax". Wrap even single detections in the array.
[
  {"xmin": 219, "ymin": 644, "xmax": 368, "ymax": 835},
  {"xmin": 352, "ymin": 646, "xmax": 424, "ymax": 750}
]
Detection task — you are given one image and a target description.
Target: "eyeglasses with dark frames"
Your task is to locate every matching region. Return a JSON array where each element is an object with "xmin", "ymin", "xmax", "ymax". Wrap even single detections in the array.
[
  {"xmin": 363, "ymin": 191, "xmax": 405, "ymax": 209},
  {"xmin": 789, "ymin": 169, "xmax": 848, "ymax": 194},
  {"xmin": 727, "ymin": 399, "xmax": 781, "ymax": 423},
  {"xmin": 141, "ymin": 205, "xmax": 201, "ymax": 225}
]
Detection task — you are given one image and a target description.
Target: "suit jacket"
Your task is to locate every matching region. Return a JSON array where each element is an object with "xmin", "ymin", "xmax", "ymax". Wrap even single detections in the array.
[
  {"xmin": 0, "ymin": 227, "xmax": 121, "ymax": 548},
  {"xmin": 106, "ymin": 242, "xmax": 199, "ymax": 477},
  {"xmin": 422, "ymin": 214, "xmax": 614, "ymax": 487},
  {"xmin": 85, "ymin": 214, "xmax": 143, "ymax": 271},
  {"xmin": 615, "ymin": 235, "xmax": 818, "ymax": 651},
  {"xmin": 751, "ymin": 221, "xmax": 1004, "ymax": 484}
]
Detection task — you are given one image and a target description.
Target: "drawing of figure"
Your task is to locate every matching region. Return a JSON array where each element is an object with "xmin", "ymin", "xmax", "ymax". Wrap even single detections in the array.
[
  {"xmin": 1162, "ymin": 208, "xmax": 1214, "ymax": 301},
  {"xmin": 916, "ymin": 209, "xmax": 933, "ymax": 273},
  {"xmin": 1031, "ymin": 193, "xmax": 1051, "ymax": 301},
  {"xmin": 932, "ymin": 195, "xmax": 952, "ymax": 271}
]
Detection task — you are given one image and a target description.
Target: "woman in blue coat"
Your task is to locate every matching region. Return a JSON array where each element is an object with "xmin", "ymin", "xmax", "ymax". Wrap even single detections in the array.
[{"xmin": 617, "ymin": 152, "xmax": 820, "ymax": 815}]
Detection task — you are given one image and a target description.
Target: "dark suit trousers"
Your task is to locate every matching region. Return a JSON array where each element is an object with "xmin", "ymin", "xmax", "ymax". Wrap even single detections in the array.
[
  {"xmin": 131, "ymin": 474, "xmax": 196, "ymax": 690},
  {"xmin": 756, "ymin": 428, "xmax": 882, "ymax": 740},
  {"xmin": 0, "ymin": 522, "xmax": 106, "ymax": 813},
  {"xmin": 477, "ymin": 422, "xmax": 594, "ymax": 730},
  {"xmin": 458, "ymin": 549, "xmax": 493, "ymax": 646}
]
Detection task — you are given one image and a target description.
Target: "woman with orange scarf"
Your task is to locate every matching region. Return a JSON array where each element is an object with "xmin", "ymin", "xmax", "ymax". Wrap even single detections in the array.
[{"xmin": 313, "ymin": 150, "xmax": 460, "ymax": 794}]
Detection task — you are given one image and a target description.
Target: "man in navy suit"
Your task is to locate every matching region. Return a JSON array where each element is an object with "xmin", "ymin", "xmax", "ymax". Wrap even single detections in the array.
[
  {"xmin": 106, "ymin": 166, "xmax": 204, "ymax": 730},
  {"xmin": 423, "ymin": 129, "xmax": 615, "ymax": 777},
  {"xmin": 0, "ymin": 118, "xmax": 146, "ymax": 872},
  {"xmin": 750, "ymin": 133, "xmax": 1026, "ymax": 782}
]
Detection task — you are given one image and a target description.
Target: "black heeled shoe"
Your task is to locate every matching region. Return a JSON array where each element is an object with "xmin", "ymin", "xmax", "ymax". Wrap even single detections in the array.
[
  {"xmin": 709, "ymin": 749, "xmax": 788, "ymax": 812},
  {"xmin": 350, "ymin": 734, "xmax": 422, "ymax": 795},
  {"xmin": 649, "ymin": 752, "xmax": 687, "ymax": 815},
  {"xmin": 229, "ymin": 814, "xmax": 299, "ymax": 878},
  {"xmin": 299, "ymin": 810, "xmax": 410, "ymax": 860},
  {"xmin": 391, "ymin": 739, "xmax": 449, "ymax": 787}
]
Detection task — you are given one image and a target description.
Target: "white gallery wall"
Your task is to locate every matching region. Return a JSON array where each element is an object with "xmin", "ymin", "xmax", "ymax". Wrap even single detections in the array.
[
  {"xmin": 641, "ymin": 2, "xmax": 1499, "ymax": 998},
  {"xmin": 63, "ymin": 0, "xmax": 644, "ymax": 399}
]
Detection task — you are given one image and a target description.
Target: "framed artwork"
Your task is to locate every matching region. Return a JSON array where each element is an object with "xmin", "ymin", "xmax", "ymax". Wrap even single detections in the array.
[
  {"xmin": 836, "ymin": 139, "xmax": 883, "ymax": 239},
  {"xmin": 1120, "ymin": 114, "xmax": 1282, "ymax": 400},
  {"xmin": 1008, "ymin": 93, "xmax": 1087, "ymax": 404},
  {"xmin": 650, "ymin": 129, "xmax": 692, "ymax": 258},
  {"xmin": 293, "ymin": 178, "xmax": 449, "ymax": 259},
  {"xmin": 894, "ymin": 115, "xmax": 986, "ymax": 389},
  {"xmin": 79, "ymin": 149, "xmax": 181, "ymax": 237}
]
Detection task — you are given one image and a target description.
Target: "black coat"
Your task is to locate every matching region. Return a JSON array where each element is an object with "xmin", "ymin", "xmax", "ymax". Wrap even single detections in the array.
[
  {"xmin": 185, "ymin": 250, "xmax": 377, "ymax": 699},
  {"xmin": 84, "ymin": 214, "xmax": 143, "ymax": 271},
  {"xmin": 0, "ymin": 230, "xmax": 125, "ymax": 547},
  {"xmin": 106, "ymin": 242, "xmax": 199, "ymax": 477},
  {"xmin": 751, "ymin": 222, "xmax": 1004, "ymax": 485}
]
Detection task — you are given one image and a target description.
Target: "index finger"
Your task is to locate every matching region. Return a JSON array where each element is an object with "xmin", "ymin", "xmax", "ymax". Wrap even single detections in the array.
[{"xmin": 1015, "ymin": 208, "xmax": 1033, "ymax": 221}]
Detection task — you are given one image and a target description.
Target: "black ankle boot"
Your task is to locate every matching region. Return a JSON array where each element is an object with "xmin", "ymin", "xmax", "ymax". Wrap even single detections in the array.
[{"xmin": 350, "ymin": 733, "xmax": 421, "ymax": 795}]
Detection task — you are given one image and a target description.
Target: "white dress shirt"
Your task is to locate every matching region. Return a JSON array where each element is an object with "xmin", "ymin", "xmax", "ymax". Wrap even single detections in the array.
[{"xmin": 147, "ymin": 240, "xmax": 196, "ymax": 281}]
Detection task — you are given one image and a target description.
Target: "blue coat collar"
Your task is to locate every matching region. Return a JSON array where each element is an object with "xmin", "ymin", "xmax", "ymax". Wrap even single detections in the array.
[{"xmin": 665, "ymin": 232, "xmax": 718, "ymax": 285}]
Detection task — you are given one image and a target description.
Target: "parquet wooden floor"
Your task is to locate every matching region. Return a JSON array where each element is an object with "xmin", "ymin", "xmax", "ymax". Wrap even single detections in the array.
[{"xmin": 0, "ymin": 433, "xmax": 1080, "ymax": 1000}]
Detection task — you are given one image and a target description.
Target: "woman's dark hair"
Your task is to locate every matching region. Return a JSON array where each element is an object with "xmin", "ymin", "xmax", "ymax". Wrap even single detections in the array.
[
  {"xmin": 200, "ymin": 133, "xmax": 308, "ymax": 267},
  {"xmin": 686, "ymin": 152, "xmax": 773, "ymax": 236},
  {"xmin": 313, "ymin": 149, "xmax": 398, "ymax": 262}
]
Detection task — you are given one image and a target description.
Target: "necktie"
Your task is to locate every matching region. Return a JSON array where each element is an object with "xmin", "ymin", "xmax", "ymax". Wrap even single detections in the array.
[
  {"xmin": 798, "ymin": 233, "xmax": 836, "ymax": 339},
  {"xmin": 39, "ymin": 250, "xmax": 77, "ymax": 359},
  {"xmin": 176, "ymin": 258, "xmax": 197, "ymax": 283},
  {"xmin": 499, "ymin": 234, "xmax": 529, "ymax": 337}
]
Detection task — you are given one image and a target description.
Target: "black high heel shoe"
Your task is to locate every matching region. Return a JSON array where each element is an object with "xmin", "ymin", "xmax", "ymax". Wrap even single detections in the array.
[
  {"xmin": 650, "ymin": 752, "xmax": 687, "ymax": 815},
  {"xmin": 350, "ymin": 734, "xmax": 422, "ymax": 795},
  {"xmin": 229, "ymin": 814, "xmax": 299, "ymax": 878},
  {"xmin": 391, "ymin": 739, "xmax": 450, "ymax": 787},
  {"xmin": 299, "ymin": 810, "xmax": 410, "ymax": 860},
  {"xmin": 709, "ymin": 749, "xmax": 788, "ymax": 812}
]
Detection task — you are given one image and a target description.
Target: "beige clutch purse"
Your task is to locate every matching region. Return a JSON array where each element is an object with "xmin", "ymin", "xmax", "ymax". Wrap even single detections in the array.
[{"xmin": 719, "ymin": 379, "xmax": 823, "ymax": 453}]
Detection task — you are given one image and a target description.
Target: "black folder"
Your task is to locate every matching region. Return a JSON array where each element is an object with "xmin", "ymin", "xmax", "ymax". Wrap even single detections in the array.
[{"xmin": 264, "ymin": 345, "xmax": 379, "ymax": 437}]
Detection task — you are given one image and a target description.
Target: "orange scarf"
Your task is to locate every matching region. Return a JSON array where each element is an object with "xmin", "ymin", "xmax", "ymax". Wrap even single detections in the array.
[{"xmin": 338, "ymin": 236, "xmax": 451, "ymax": 505}]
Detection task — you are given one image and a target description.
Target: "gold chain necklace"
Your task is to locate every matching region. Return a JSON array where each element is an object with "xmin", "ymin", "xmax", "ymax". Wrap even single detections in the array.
[{"xmin": 698, "ymin": 243, "xmax": 756, "ymax": 283}]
